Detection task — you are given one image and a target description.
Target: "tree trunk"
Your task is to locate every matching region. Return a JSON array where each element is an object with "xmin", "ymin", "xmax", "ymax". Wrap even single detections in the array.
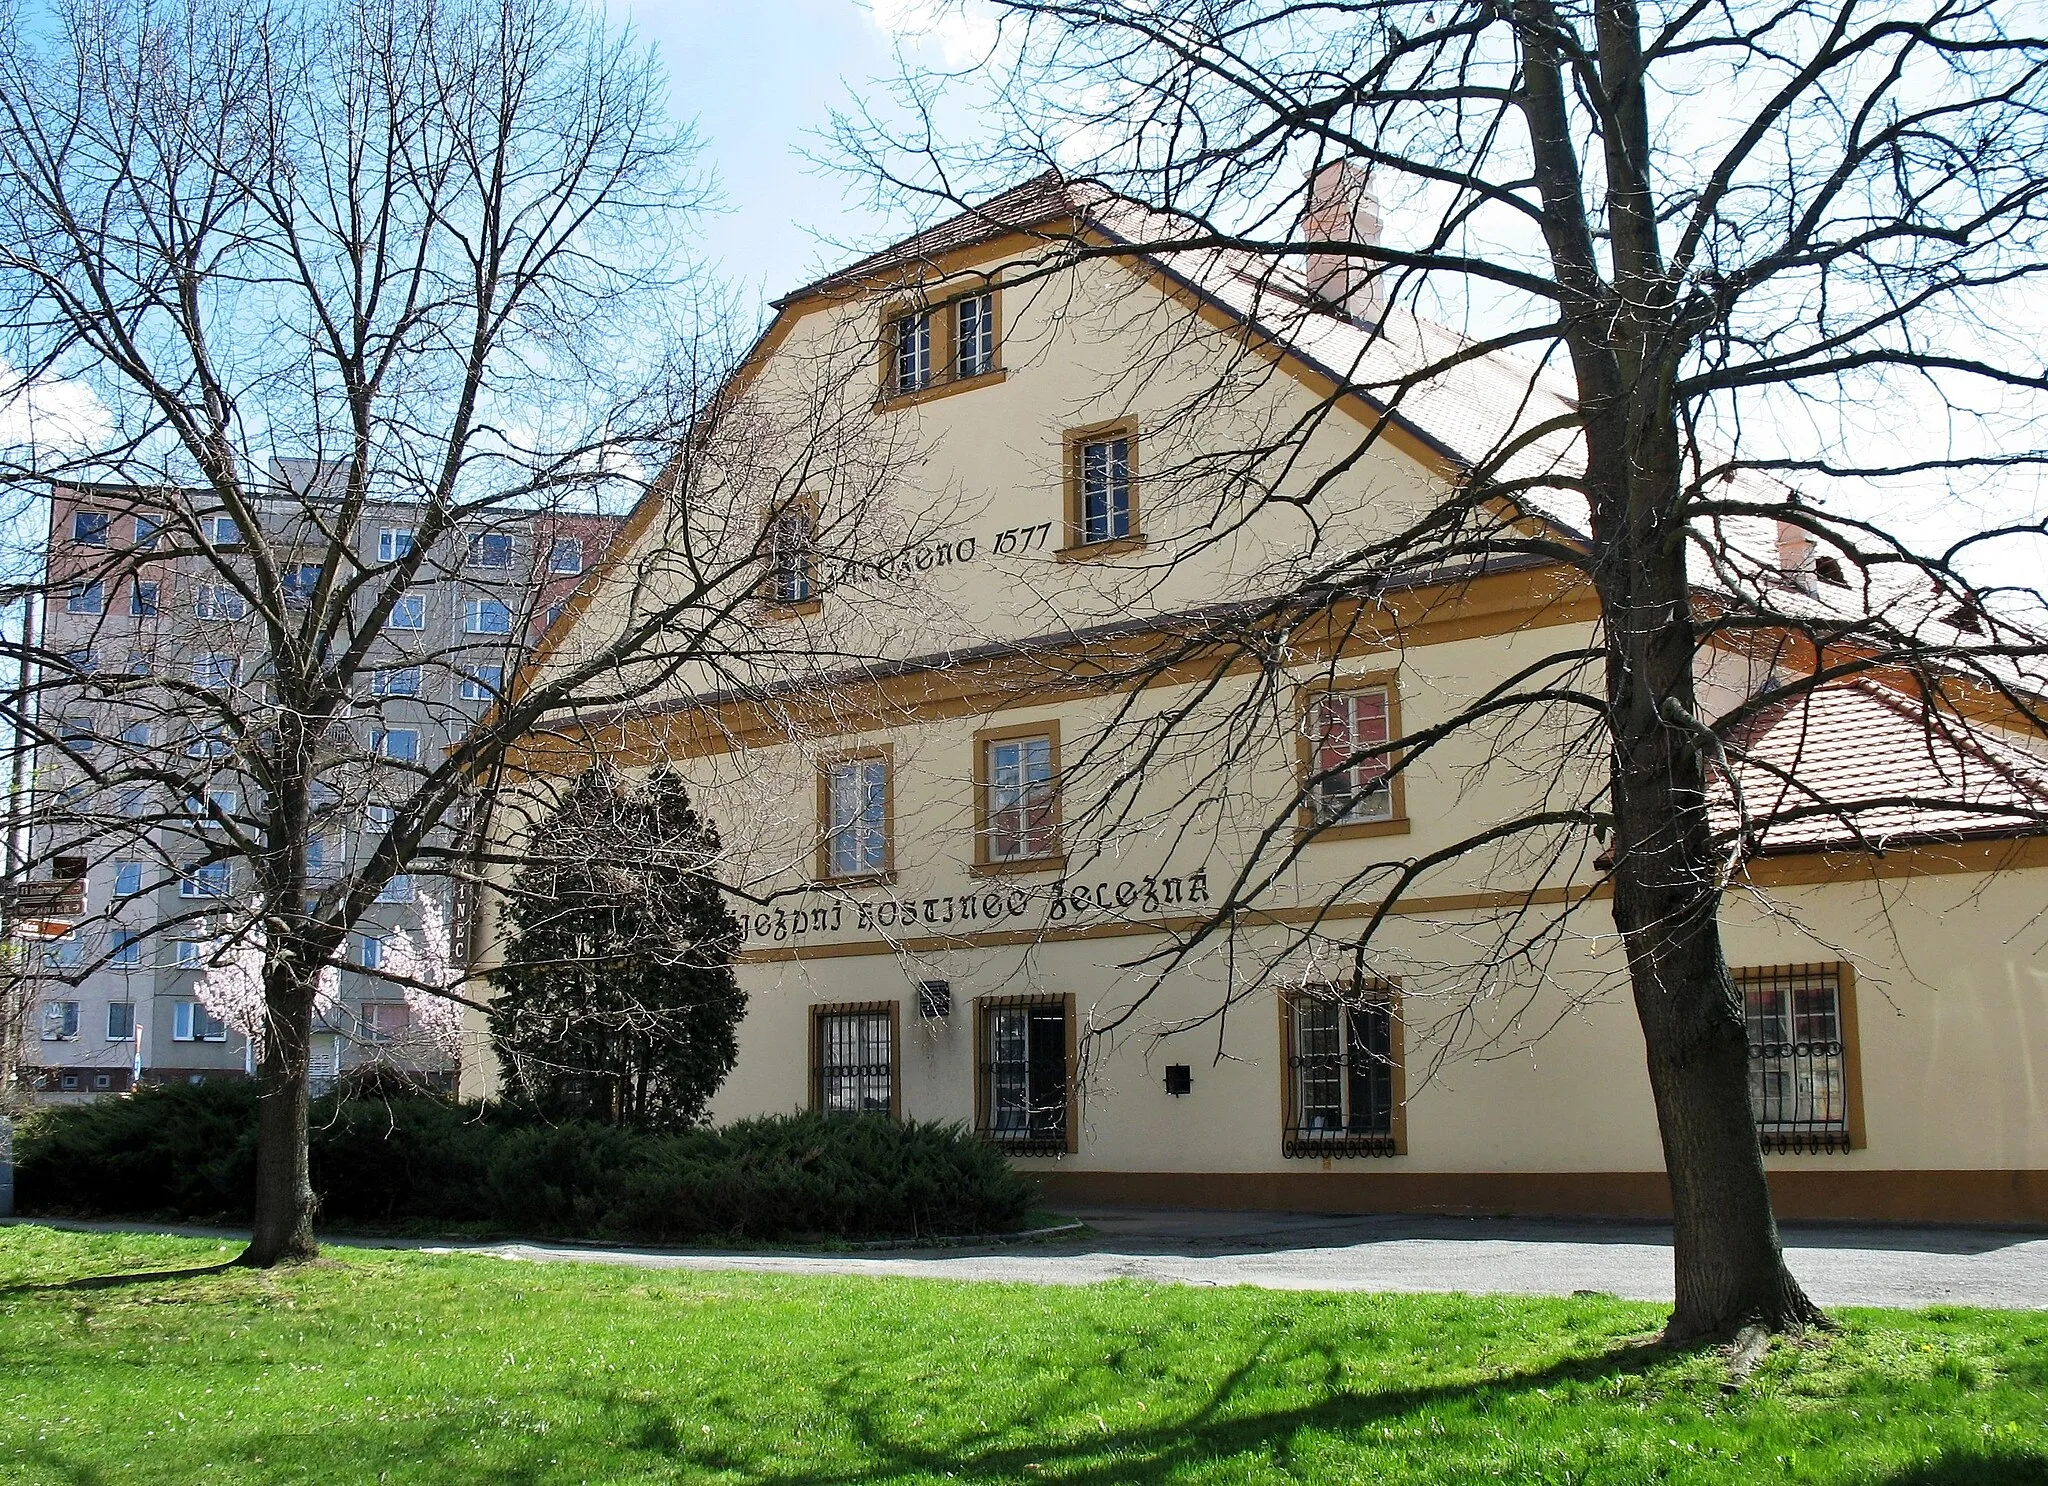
[{"xmin": 240, "ymin": 967, "xmax": 319, "ymax": 1267}]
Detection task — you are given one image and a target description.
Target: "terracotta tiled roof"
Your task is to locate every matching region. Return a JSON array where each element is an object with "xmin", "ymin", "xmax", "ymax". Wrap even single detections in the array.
[{"xmin": 1714, "ymin": 682, "xmax": 2048, "ymax": 853}]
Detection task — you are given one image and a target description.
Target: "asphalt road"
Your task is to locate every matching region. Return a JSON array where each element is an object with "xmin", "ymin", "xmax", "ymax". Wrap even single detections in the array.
[{"xmin": 414, "ymin": 1207, "xmax": 2048, "ymax": 1310}]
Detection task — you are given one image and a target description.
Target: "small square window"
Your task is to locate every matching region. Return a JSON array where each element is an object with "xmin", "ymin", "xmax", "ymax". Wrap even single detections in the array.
[
  {"xmin": 48, "ymin": 933, "xmax": 84, "ymax": 969},
  {"xmin": 194, "ymin": 585, "xmax": 247, "ymax": 621},
  {"xmin": 175, "ymin": 939, "xmax": 206, "ymax": 969},
  {"xmin": 205, "ymin": 515, "xmax": 241, "ymax": 547},
  {"xmin": 41, "ymin": 999, "xmax": 81, "ymax": 1040},
  {"xmin": 179, "ymin": 862, "xmax": 233, "ymax": 898},
  {"xmin": 186, "ymin": 726, "xmax": 232, "ymax": 759},
  {"xmin": 192, "ymin": 654, "xmax": 236, "ymax": 689},
  {"xmin": 118, "ymin": 720, "xmax": 150, "ymax": 747},
  {"xmin": 468, "ymin": 532, "xmax": 515, "ymax": 569},
  {"xmin": 374, "ymin": 728, "xmax": 420, "ymax": 764},
  {"xmin": 548, "ymin": 537, "xmax": 584, "ymax": 574},
  {"xmin": 72, "ymin": 510, "xmax": 110, "ymax": 546},
  {"xmin": 107, "ymin": 1000, "xmax": 136, "ymax": 1039},
  {"xmin": 60, "ymin": 716, "xmax": 95, "ymax": 754},
  {"xmin": 378, "ymin": 528, "xmax": 415, "ymax": 563},
  {"xmin": 130, "ymin": 581, "xmax": 159, "ymax": 618},
  {"xmin": 63, "ymin": 648, "xmax": 99, "ymax": 675},
  {"xmin": 463, "ymin": 596, "xmax": 512, "ymax": 635},
  {"xmin": 377, "ymin": 873, "xmax": 414, "ymax": 903},
  {"xmin": 361, "ymin": 1001, "xmax": 411, "ymax": 1044},
  {"xmin": 282, "ymin": 562, "xmax": 322, "ymax": 607},
  {"xmin": 460, "ymin": 666, "xmax": 503, "ymax": 702},
  {"xmin": 67, "ymin": 581, "xmax": 104, "ymax": 615},
  {"xmin": 387, "ymin": 592, "xmax": 427, "ymax": 631}
]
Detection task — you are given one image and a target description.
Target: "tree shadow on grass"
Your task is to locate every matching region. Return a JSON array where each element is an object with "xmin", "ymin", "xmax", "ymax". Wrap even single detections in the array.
[
  {"xmin": 1879, "ymin": 1450, "xmax": 2048, "ymax": 1485},
  {"xmin": 0, "ymin": 1260, "xmax": 238, "ymax": 1296}
]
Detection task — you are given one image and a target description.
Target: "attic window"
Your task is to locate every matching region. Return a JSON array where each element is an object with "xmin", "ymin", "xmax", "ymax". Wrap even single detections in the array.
[
  {"xmin": 1812, "ymin": 555, "xmax": 1849, "ymax": 587},
  {"xmin": 880, "ymin": 291, "xmax": 1002, "ymax": 406},
  {"xmin": 1944, "ymin": 601, "xmax": 1984, "ymax": 635}
]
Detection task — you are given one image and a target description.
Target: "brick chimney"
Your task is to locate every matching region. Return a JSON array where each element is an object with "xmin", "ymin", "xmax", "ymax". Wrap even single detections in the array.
[{"xmin": 1303, "ymin": 161, "xmax": 1383, "ymax": 321}]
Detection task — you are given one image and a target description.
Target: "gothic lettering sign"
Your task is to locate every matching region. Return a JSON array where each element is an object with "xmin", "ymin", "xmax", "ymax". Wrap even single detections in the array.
[{"xmin": 737, "ymin": 868, "xmax": 1211, "ymax": 947}]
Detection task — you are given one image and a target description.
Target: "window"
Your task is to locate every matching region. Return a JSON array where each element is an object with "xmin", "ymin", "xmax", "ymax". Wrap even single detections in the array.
[
  {"xmin": 378, "ymin": 528, "xmax": 415, "ymax": 563},
  {"xmin": 125, "ymin": 651, "xmax": 151, "ymax": 676},
  {"xmin": 1301, "ymin": 680, "xmax": 1402, "ymax": 832},
  {"xmin": 49, "ymin": 932, "xmax": 84, "ymax": 969},
  {"xmin": 372, "ymin": 666, "xmax": 422, "ymax": 698},
  {"xmin": 766, "ymin": 505, "xmax": 817, "ymax": 608},
  {"xmin": 976, "ymin": 995, "xmax": 1073, "ymax": 1154},
  {"xmin": 173, "ymin": 1001, "xmax": 228, "ymax": 1042},
  {"xmin": 41, "ymin": 1000, "xmax": 81, "ymax": 1040},
  {"xmin": 107, "ymin": 1001, "xmax": 135, "ymax": 1039},
  {"xmin": 1282, "ymin": 987, "xmax": 1402, "ymax": 1157},
  {"xmin": 361, "ymin": 1001, "xmax": 410, "ymax": 1045},
  {"xmin": 387, "ymin": 592, "xmax": 427, "ymax": 631},
  {"xmin": 282, "ymin": 562, "xmax": 322, "ymax": 607},
  {"xmin": 111, "ymin": 931, "xmax": 141, "ymax": 968},
  {"xmin": 463, "ymin": 595, "xmax": 512, "ymax": 635},
  {"xmin": 548, "ymin": 536, "xmax": 584, "ymax": 574},
  {"xmin": 889, "ymin": 307, "xmax": 933, "ymax": 395},
  {"xmin": 130, "ymin": 580, "xmax": 159, "ymax": 617},
  {"xmin": 186, "ymin": 725, "xmax": 232, "ymax": 759},
  {"xmin": 72, "ymin": 510, "xmax": 110, "ymax": 546},
  {"xmin": 956, "ymin": 291, "xmax": 996, "ymax": 379},
  {"xmin": 374, "ymin": 728, "xmax": 420, "ymax": 764},
  {"xmin": 460, "ymin": 665, "xmax": 503, "ymax": 702},
  {"xmin": 67, "ymin": 581, "xmax": 104, "ymax": 614},
  {"xmin": 468, "ymin": 531, "xmax": 515, "ymax": 569},
  {"xmin": 811, "ymin": 1004, "xmax": 898, "ymax": 1116},
  {"xmin": 117, "ymin": 720, "xmax": 150, "ymax": 748},
  {"xmin": 62, "ymin": 648, "xmax": 99, "ymax": 675},
  {"xmin": 205, "ymin": 515, "xmax": 240, "ymax": 547},
  {"xmin": 114, "ymin": 861, "xmax": 144, "ymax": 897},
  {"xmin": 377, "ymin": 873, "xmax": 414, "ymax": 903},
  {"xmin": 358, "ymin": 933, "xmax": 385, "ymax": 969},
  {"xmin": 306, "ymin": 834, "xmax": 341, "ymax": 874},
  {"xmin": 1063, "ymin": 423, "xmax": 1140, "ymax": 551},
  {"xmin": 819, "ymin": 751, "xmax": 890, "ymax": 881},
  {"xmin": 1739, "ymin": 964, "xmax": 1859, "ymax": 1153},
  {"xmin": 133, "ymin": 515, "xmax": 161, "ymax": 552},
  {"xmin": 977, "ymin": 726, "xmax": 1059, "ymax": 868},
  {"xmin": 60, "ymin": 716, "xmax": 95, "ymax": 754},
  {"xmin": 194, "ymin": 584, "xmax": 247, "ymax": 621},
  {"xmin": 366, "ymin": 803, "xmax": 396, "ymax": 831},
  {"xmin": 192, "ymin": 653, "xmax": 236, "ymax": 689},
  {"xmin": 179, "ymin": 862, "xmax": 232, "ymax": 898},
  {"xmin": 175, "ymin": 939, "xmax": 207, "ymax": 969}
]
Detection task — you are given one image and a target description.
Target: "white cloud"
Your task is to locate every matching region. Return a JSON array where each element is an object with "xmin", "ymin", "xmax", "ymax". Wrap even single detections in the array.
[
  {"xmin": 864, "ymin": 0, "xmax": 1001, "ymax": 69},
  {"xmin": 0, "ymin": 363, "xmax": 110, "ymax": 455}
]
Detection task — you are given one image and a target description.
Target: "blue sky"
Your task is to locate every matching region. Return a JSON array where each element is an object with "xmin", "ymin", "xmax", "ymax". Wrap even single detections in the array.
[{"xmin": 624, "ymin": 0, "xmax": 929, "ymax": 317}]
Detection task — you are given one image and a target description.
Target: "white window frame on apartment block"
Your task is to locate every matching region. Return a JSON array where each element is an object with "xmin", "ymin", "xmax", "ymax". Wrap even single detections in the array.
[
  {"xmin": 463, "ymin": 594, "xmax": 513, "ymax": 635},
  {"xmin": 173, "ymin": 1001, "xmax": 228, "ymax": 1042}
]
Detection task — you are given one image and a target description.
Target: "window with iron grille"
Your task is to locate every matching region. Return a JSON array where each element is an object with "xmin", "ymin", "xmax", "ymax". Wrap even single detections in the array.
[
  {"xmin": 1738, "ymin": 963, "xmax": 1855, "ymax": 1153},
  {"xmin": 1304, "ymin": 686, "xmax": 1394, "ymax": 826},
  {"xmin": 977, "ymin": 995, "xmax": 1071, "ymax": 1154},
  {"xmin": 812, "ymin": 1003, "xmax": 896, "ymax": 1116},
  {"xmin": 1282, "ymin": 987, "xmax": 1400, "ymax": 1157}
]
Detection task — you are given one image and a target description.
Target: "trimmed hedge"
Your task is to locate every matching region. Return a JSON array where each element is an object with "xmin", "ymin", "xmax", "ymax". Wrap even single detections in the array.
[{"xmin": 14, "ymin": 1081, "xmax": 1036, "ymax": 1242}]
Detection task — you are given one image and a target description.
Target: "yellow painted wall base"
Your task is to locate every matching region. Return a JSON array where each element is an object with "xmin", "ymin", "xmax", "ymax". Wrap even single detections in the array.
[{"xmin": 1028, "ymin": 1168, "xmax": 2048, "ymax": 1226}]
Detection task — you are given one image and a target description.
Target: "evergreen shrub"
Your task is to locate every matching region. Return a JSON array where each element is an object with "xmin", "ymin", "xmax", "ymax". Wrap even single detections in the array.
[{"xmin": 14, "ymin": 1082, "xmax": 1035, "ymax": 1241}]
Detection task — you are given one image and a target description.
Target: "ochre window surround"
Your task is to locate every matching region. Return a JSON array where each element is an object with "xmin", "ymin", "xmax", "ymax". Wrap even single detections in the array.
[
  {"xmin": 815, "ymin": 743, "xmax": 895, "ymax": 885},
  {"xmin": 1296, "ymin": 669, "xmax": 1410, "ymax": 842},
  {"xmin": 1279, "ymin": 983, "xmax": 1406, "ymax": 1158},
  {"xmin": 972, "ymin": 719, "xmax": 1064, "ymax": 875},
  {"xmin": 810, "ymin": 999, "xmax": 902, "ymax": 1118},
  {"xmin": 1060, "ymin": 418, "xmax": 1144, "ymax": 560},
  {"xmin": 875, "ymin": 286, "xmax": 1007, "ymax": 410},
  {"xmin": 1735, "ymin": 961, "xmax": 1864, "ymax": 1153},
  {"xmin": 758, "ymin": 495, "xmax": 823, "ymax": 619},
  {"xmin": 974, "ymin": 991, "xmax": 1077, "ymax": 1155}
]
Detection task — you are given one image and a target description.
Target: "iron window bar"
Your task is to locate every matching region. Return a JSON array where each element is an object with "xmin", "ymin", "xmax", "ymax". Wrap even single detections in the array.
[
  {"xmin": 1739, "ymin": 964, "xmax": 1851, "ymax": 1155},
  {"xmin": 1283, "ymin": 992, "xmax": 1398, "ymax": 1158},
  {"xmin": 978, "ymin": 994, "xmax": 1069, "ymax": 1155},
  {"xmin": 813, "ymin": 1005, "xmax": 895, "ymax": 1117}
]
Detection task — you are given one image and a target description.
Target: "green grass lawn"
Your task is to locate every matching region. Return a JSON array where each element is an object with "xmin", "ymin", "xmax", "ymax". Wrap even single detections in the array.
[{"xmin": 3, "ymin": 1225, "xmax": 2045, "ymax": 1484}]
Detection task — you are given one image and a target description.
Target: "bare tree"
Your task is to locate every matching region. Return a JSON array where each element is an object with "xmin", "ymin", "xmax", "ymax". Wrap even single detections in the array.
[
  {"xmin": 0, "ymin": 0, "xmax": 943, "ymax": 1265},
  {"xmin": 835, "ymin": 0, "xmax": 2048, "ymax": 1336}
]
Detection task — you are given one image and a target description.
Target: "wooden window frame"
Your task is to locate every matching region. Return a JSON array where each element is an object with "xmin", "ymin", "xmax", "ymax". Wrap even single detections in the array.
[
  {"xmin": 1279, "ymin": 983, "xmax": 1406, "ymax": 1158},
  {"xmin": 971, "ymin": 719, "xmax": 1065, "ymax": 876},
  {"xmin": 809, "ymin": 999, "xmax": 903, "ymax": 1119},
  {"xmin": 815, "ymin": 743, "xmax": 895, "ymax": 885},
  {"xmin": 758, "ymin": 496, "xmax": 823, "ymax": 619},
  {"xmin": 1734, "ymin": 961, "xmax": 1865, "ymax": 1153},
  {"xmin": 973, "ymin": 991, "xmax": 1078, "ymax": 1156},
  {"xmin": 875, "ymin": 286, "xmax": 1007, "ymax": 410},
  {"xmin": 1060, "ymin": 418, "xmax": 1144, "ymax": 560},
  {"xmin": 1295, "ymin": 669, "xmax": 1411, "ymax": 842}
]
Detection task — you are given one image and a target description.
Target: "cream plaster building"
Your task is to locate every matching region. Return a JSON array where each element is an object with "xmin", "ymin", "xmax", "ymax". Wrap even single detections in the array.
[{"xmin": 476, "ymin": 174, "xmax": 2048, "ymax": 1224}]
